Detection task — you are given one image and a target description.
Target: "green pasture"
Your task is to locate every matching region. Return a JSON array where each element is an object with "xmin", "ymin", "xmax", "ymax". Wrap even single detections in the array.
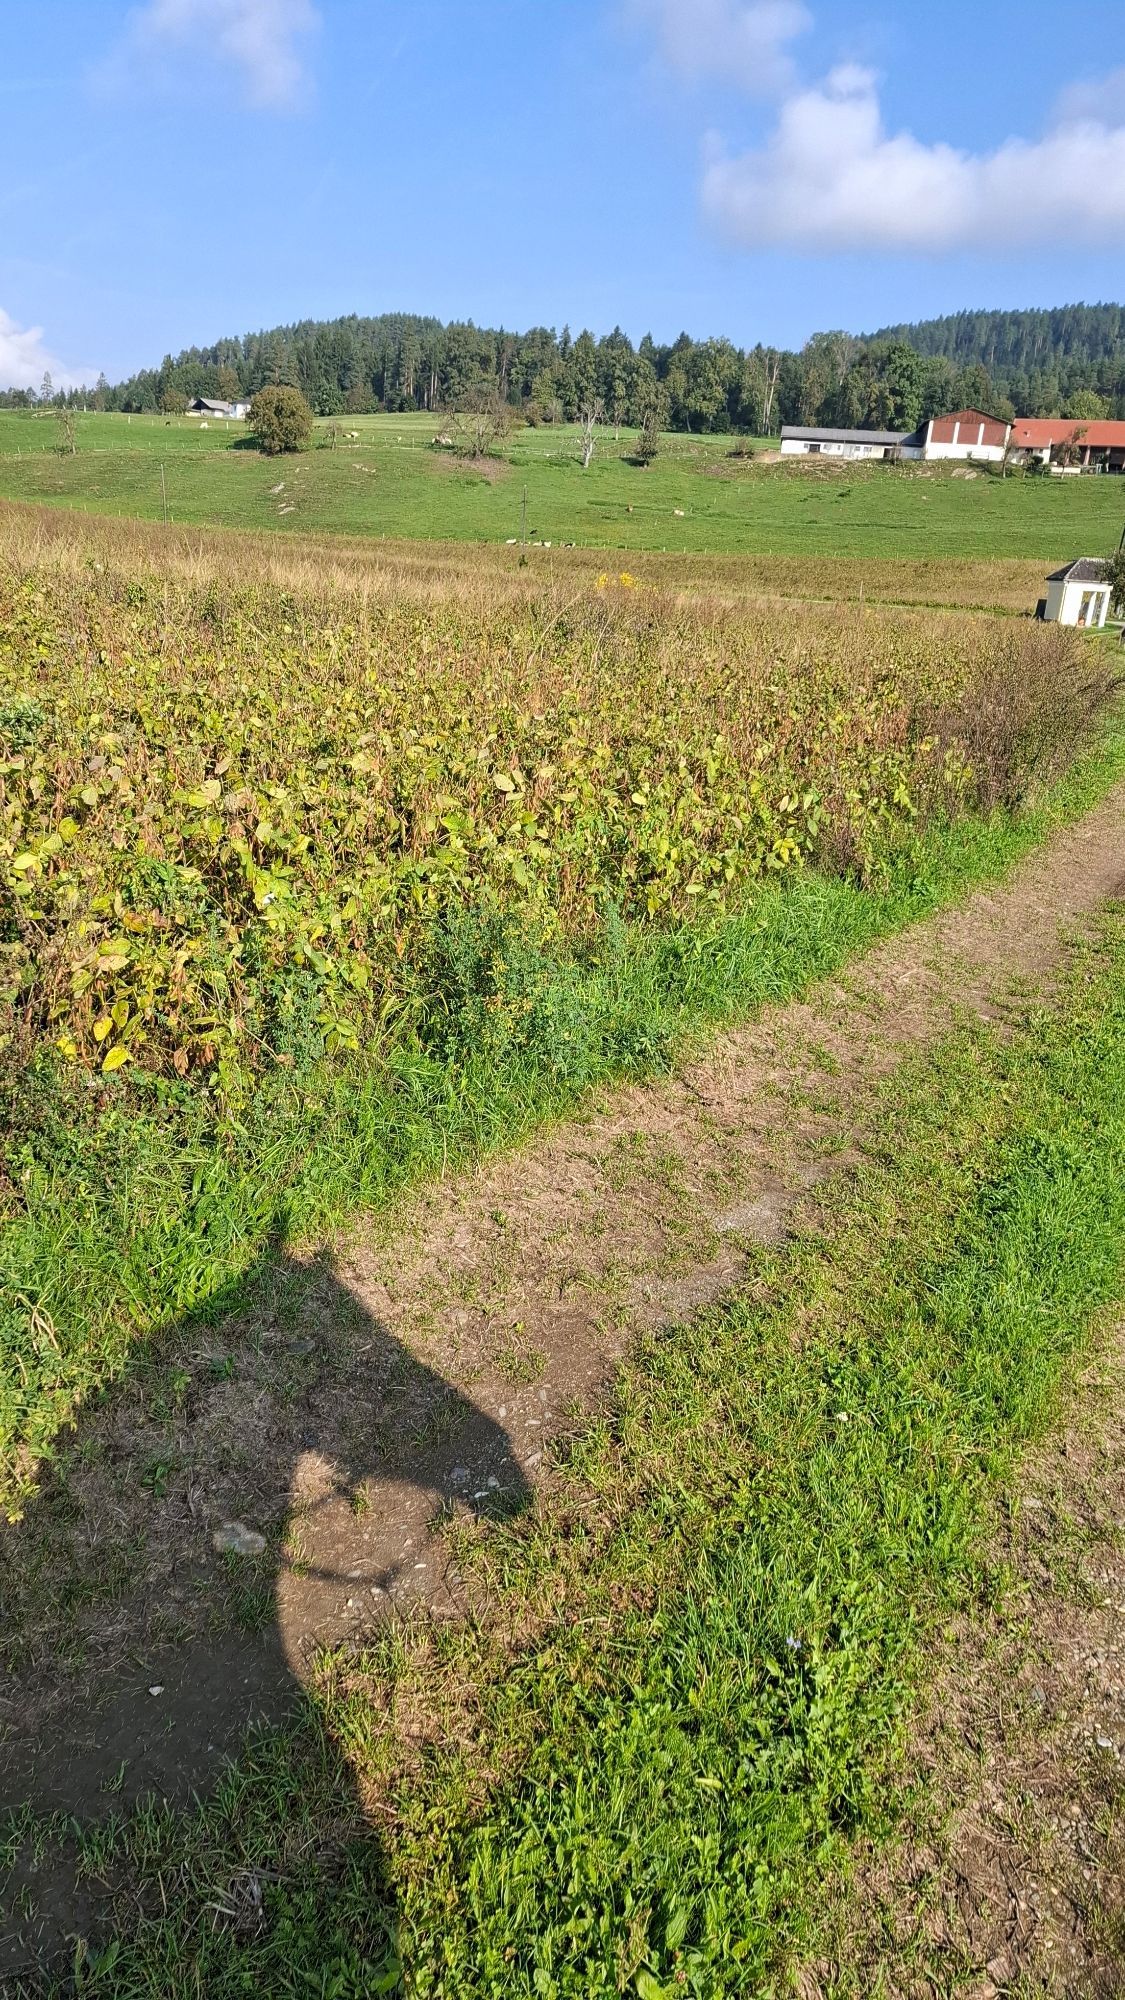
[{"xmin": 1, "ymin": 408, "xmax": 1123, "ymax": 559}]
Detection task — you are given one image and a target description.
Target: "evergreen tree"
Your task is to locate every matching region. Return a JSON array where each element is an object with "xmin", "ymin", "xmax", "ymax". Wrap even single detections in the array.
[{"xmin": 84, "ymin": 299, "xmax": 1125, "ymax": 434}]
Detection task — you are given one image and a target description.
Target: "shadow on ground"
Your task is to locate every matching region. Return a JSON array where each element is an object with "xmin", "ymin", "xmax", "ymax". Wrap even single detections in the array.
[{"xmin": 0, "ymin": 1227, "xmax": 529, "ymax": 1982}]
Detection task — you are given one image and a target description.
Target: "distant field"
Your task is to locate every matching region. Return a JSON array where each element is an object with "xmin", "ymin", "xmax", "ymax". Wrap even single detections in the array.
[
  {"xmin": 0, "ymin": 408, "xmax": 1123, "ymax": 562},
  {"xmin": 0, "ymin": 499, "xmax": 1056, "ymax": 616}
]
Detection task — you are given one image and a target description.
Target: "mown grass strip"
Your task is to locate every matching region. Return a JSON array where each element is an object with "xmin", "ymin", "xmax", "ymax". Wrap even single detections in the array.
[
  {"xmin": 4, "ymin": 697, "xmax": 1125, "ymax": 1513},
  {"xmin": 46, "ymin": 906, "xmax": 1125, "ymax": 1997}
]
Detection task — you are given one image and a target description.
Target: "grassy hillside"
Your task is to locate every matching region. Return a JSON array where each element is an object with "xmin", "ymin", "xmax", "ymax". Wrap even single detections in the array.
[{"xmin": 1, "ymin": 409, "xmax": 1123, "ymax": 561}]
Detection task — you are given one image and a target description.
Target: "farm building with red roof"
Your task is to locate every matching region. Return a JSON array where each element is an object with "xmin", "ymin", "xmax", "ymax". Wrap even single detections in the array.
[
  {"xmin": 1010, "ymin": 418, "xmax": 1125, "ymax": 472},
  {"xmin": 919, "ymin": 408, "xmax": 1011, "ymax": 462}
]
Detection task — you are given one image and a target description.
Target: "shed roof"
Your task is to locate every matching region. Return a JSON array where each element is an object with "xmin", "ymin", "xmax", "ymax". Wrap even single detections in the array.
[
  {"xmin": 1013, "ymin": 418, "xmax": 1125, "ymax": 449},
  {"xmin": 781, "ymin": 424, "xmax": 916, "ymax": 446},
  {"xmin": 931, "ymin": 407, "xmax": 1008, "ymax": 428},
  {"xmin": 1045, "ymin": 558, "xmax": 1111, "ymax": 584}
]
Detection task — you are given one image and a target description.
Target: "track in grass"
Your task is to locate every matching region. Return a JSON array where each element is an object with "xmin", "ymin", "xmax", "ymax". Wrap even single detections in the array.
[
  {"xmin": 804, "ymin": 1312, "xmax": 1125, "ymax": 1995},
  {"xmin": 2, "ymin": 775, "xmax": 1124, "ymax": 1990},
  {"xmin": 3, "ymin": 503, "xmax": 1125, "ymax": 1992}
]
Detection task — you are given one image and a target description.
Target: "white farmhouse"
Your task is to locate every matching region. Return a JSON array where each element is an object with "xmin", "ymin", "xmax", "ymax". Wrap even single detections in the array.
[
  {"xmin": 187, "ymin": 395, "xmax": 250, "ymax": 419},
  {"xmin": 1042, "ymin": 558, "xmax": 1112, "ymax": 628}
]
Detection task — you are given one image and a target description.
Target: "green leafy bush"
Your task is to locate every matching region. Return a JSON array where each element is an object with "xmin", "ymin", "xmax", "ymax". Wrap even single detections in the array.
[{"xmin": 249, "ymin": 384, "xmax": 313, "ymax": 455}]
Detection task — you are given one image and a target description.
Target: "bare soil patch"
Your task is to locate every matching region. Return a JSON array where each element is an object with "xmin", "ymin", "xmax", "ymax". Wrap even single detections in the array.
[
  {"xmin": 2, "ymin": 783, "xmax": 1123, "ymax": 1880},
  {"xmin": 431, "ymin": 451, "xmax": 511, "ymax": 483},
  {"xmin": 700, "ymin": 457, "xmax": 760, "ymax": 479}
]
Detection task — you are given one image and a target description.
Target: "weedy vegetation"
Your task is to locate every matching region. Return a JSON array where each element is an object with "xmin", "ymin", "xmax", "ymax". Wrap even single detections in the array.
[
  {"xmin": 1, "ymin": 510, "xmax": 1122, "ymax": 1514},
  {"xmin": 2, "ymin": 482, "xmax": 1125, "ymax": 1995},
  {"xmin": 21, "ymin": 913, "xmax": 1125, "ymax": 1997}
]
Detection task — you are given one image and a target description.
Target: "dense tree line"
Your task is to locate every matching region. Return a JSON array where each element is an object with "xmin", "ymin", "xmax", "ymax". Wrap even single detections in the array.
[
  {"xmin": 870, "ymin": 303, "xmax": 1125, "ymax": 421},
  {"xmin": 5, "ymin": 302, "xmax": 1125, "ymax": 427}
]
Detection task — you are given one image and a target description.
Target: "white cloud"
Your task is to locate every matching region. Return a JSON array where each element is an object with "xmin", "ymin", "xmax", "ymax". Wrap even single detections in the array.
[
  {"xmin": 702, "ymin": 62, "xmax": 1125, "ymax": 252},
  {"xmin": 1054, "ymin": 65, "xmax": 1125, "ymax": 130},
  {"xmin": 0, "ymin": 308, "xmax": 93, "ymax": 393},
  {"xmin": 114, "ymin": 0, "xmax": 319, "ymax": 110},
  {"xmin": 630, "ymin": 0, "xmax": 811, "ymax": 98}
]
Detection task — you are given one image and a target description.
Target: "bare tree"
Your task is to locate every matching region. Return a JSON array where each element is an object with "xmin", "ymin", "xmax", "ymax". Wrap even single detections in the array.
[
  {"xmin": 760, "ymin": 351, "xmax": 781, "ymax": 434},
  {"xmin": 578, "ymin": 398, "xmax": 604, "ymax": 469},
  {"xmin": 450, "ymin": 388, "xmax": 512, "ymax": 458}
]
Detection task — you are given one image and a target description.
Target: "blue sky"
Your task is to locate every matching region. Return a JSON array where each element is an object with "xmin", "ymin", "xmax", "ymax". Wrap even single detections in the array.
[{"xmin": 2, "ymin": 0, "xmax": 1123, "ymax": 388}]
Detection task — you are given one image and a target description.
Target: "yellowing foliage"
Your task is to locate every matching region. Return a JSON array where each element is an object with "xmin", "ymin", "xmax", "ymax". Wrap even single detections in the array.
[{"xmin": 0, "ymin": 546, "xmax": 1098, "ymax": 1087}]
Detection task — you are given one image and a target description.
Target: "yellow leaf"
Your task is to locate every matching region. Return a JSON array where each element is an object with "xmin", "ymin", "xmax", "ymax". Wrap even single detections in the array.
[
  {"xmin": 185, "ymin": 779, "xmax": 222, "ymax": 807},
  {"xmin": 101, "ymin": 1045, "xmax": 131, "ymax": 1072}
]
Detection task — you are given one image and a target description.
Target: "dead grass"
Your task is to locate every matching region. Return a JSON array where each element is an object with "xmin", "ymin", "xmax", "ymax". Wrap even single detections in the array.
[{"xmin": 0, "ymin": 498, "xmax": 1052, "ymax": 616}]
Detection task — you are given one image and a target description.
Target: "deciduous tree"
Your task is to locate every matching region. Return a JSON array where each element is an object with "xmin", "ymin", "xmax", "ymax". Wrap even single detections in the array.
[
  {"xmin": 249, "ymin": 384, "xmax": 314, "ymax": 455},
  {"xmin": 578, "ymin": 399, "xmax": 603, "ymax": 469},
  {"xmin": 1103, "ymin": 546, "xmax": 1125, "ymax": 614}
]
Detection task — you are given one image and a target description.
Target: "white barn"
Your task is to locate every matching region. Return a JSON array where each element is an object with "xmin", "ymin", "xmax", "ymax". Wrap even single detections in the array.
[
  {"xmin": 779, "ymin": 406, "xmax": 1014, "ymax": 465},
  {"xmin": 918, "ymin": 407, "xmax": 1011, "ymax": 462},
  {"xmin": 779, "ymin": 425, "xmax": 922, "ymax": 461},
  {"xmin": 1043, "ymin": 558, "xmax": 1112, "ymax": 629}
]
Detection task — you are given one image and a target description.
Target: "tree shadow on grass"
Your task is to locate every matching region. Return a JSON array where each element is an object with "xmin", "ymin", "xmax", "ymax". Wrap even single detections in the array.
[{"xmin": 0, "ymin": 1222, "xmax": 530, "ymax": 1986}]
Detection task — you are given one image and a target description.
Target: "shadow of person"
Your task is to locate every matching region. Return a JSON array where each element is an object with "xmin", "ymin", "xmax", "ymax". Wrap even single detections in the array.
[{"xmin": 0, "ymin": 1227, "xmax": 531, "ymax": 1977}]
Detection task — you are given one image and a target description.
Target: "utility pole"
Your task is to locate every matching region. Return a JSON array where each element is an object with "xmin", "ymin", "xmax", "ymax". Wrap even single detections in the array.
[{"xmin": 520, "ymin": 483, "xmax": 527, "ymax": 546}]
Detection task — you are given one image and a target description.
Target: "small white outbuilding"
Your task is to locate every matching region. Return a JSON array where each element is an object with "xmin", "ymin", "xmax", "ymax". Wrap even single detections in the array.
[{"xmin": 1043, "ymin": 558, "xmax": 1112, "ymax": 628}]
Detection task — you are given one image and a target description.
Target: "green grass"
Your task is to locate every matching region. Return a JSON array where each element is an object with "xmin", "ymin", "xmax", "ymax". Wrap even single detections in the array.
[
  {"xmin": 29, "ymin": 899, "xmax": 1125, "ymax": 1998},
  {"xmin": 5, "ymin": 696, "xmax": 1125, "ymax": 1516},
  {"xmin": 1, "ymin": 408, "xmax": 1123, "ymax": 558}
]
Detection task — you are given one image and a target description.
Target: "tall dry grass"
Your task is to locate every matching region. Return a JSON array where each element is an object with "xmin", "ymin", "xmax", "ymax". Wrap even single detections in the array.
[{"xmin": 0, "ymin": 498, "xmax": 1048, "ymax": 617}]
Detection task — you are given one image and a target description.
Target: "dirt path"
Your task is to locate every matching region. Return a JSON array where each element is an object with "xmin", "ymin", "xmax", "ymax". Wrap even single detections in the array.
[
  {"xmin": 3, "ymin": 782, "xmax": 1124, "ymax": 1862},
  {"xmin": 800, "ymin": 1318, "xmax": 1125, "ymax": 1998}
]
